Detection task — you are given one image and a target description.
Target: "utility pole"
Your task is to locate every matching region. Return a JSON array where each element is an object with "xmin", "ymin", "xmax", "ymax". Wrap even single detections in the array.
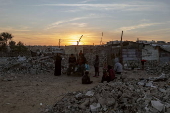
[
  {"xmin": 58, "ymin": 39, "xmax": 61, "ymax": 48},
  {"xmin": 120, "ymin": 31, "xmax": 123, "ymax": 64},
  {"xmin": 100, "ymin": 32, "xmax": 103, "ymax": 45}
]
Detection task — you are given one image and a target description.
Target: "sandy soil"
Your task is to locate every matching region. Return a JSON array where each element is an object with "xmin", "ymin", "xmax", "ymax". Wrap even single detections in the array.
[{"xmin": 0, "ymin": 68, "xmax": 154, "ymax": 113}]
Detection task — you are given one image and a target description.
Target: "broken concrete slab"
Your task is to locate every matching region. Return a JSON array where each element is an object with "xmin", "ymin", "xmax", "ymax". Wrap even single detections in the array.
[{"xmin": 151, "ymin": 100, "xmax": 164, "ymax": 112}]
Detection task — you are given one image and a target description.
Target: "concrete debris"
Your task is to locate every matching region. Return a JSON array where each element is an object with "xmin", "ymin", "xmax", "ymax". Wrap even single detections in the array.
[
  {"xmin": 85, "ymin": 91, "xmax": 94, "ymax": 97},
  {"xmin": 149, "ymin": 73, "xmax": 168, "ymax": 82},
  {"xmin": 46, "ymin": 76, "xmax": 170, "ymax": 113},
  {"xmin": 0, "ymin": 55, "xmax": 69, "ymax": 76},
  {"xmin": 146, "ymin": 63, "xmax": 170, "ymax": 75},
  {"xmin": 151, "ymin": 100, "xmax": 164, "ymax": 112},
  {"xmin": 0, "ymin": 52, "xmax": 107, "ymax": 76},
  {"xmin": 90, "ymin": 103, "xmax": 100, "ymax": 113}
]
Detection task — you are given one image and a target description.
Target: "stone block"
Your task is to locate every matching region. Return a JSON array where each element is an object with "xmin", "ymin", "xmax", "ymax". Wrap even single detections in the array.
[
  {"xmin": 85, "ymin": 91, "xmax": 94, "ymax": 97},
  {"xmin": 90, "ymin": 103, "xmax": 101, "ymax": 113},
  {"xmin": 151, "ymin": 100, "xmax": 164, "ymax": 112}
]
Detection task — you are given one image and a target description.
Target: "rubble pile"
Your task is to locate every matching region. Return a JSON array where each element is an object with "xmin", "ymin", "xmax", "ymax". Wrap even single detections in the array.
[
  {"xmin": 0, "ymin": 53, "xmax": 107, "ymax": 76},
  {"xmin": 0, "ymin": 56, "xmax": 56, "ymax": 75},
  {"xmin": 46, "ymin": 76, "xmax": 170, "ymax": 113},
  {"xmin": 145, "ymin": 63, "xmax": 170, "ymax": 75}
]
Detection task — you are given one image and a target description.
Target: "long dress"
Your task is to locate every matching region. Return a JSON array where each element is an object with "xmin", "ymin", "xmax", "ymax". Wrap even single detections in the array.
[{"xmin": 54, "ymin": 56, "xmax": 62, "ymax": 76}]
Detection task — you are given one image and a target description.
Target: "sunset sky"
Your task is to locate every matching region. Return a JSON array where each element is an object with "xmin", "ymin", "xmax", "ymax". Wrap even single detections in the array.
[{"xmin": 0, "ymin": 0, "xmax": 170, "ymax": 46}]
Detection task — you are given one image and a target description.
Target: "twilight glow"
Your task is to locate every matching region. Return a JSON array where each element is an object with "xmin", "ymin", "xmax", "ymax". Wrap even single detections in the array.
[{"xmin": 0, "ymin": 0, "xmax": 170, "ymax": 46}]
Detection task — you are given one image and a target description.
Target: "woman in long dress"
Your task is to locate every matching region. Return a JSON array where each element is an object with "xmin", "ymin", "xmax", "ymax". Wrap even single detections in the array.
[{"xmin": 54, "ymin": 53, "xmax": 62, "ymax": 76}]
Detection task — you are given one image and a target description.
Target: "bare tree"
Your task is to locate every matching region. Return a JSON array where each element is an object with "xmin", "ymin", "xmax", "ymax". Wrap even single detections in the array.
[{"xmin": 0, "ymin": 32, "xmax": 13, "ymax": 44}]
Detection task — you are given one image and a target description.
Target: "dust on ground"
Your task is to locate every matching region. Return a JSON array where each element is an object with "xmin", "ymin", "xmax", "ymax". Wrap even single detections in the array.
[{"xmin": 0, "ymin": 68, "xmax": 154, "ymax": 113}]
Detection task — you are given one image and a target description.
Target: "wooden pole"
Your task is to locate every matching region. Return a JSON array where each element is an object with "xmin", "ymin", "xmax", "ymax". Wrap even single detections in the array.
[
  {"xmin": 100, "ymin": 32, "xmax": 103, "ymax": 45},
  {"xmin": 58, "ymin": 39, "xmax": 61, "ymax": 48},
  {"xmin": 120, "ymin": 31, "xmax": 123, "ymax": 64}
]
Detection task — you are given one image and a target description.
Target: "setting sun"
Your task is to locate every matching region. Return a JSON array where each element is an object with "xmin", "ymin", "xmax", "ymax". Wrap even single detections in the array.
[{"xmin": 70, "ymin": 41, "xmax": 84, "ymax": 45}]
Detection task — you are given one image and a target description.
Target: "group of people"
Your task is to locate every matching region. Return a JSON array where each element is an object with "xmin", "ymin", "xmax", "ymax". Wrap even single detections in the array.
[{"xmin": 54, "ymin": 50, "xmax": 123, "ymax": 84}]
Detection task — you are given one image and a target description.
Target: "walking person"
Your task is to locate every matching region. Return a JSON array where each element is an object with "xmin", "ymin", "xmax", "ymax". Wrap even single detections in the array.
[
  {"xmin": 54, "ymin": 53, "xmax": 62, "ymax": 76},
  {"xmin": 93, "ymin": 55, "xmax": 99, "ymax": 77}
]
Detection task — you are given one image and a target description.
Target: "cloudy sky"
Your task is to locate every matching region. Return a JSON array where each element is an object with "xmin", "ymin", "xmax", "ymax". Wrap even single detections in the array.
[{"xmin": 0, "ymin": 0, "xmax": 170, "ymax": 46}]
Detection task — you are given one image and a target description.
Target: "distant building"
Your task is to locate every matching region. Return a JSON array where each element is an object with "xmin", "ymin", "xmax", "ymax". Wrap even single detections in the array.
[
  {"xmin": 147, "ymin": 40, "xmax": 156, "ymax": 44},
  {"xmin": 137, "ymin": 40, "xmax": 147, "ymax": 43},
  {"xmin": 157, "ymin": 41, "xmax": 166, "ymax": 44},
  {"xmin": 106, "ymin": 40, "xmax": 120, "ymax": 45}
]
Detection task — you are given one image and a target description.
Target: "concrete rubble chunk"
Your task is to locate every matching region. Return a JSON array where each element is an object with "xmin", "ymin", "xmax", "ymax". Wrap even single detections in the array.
[
  {"xmin": 98, "ymin": 97, "xmax": 106, "ymax": 106},
  {"xmin": 149, "ymin": 73, "xmax": 168, "ymax": 81},
  {"xmin": 159, "ymin": 88, "xmax": 167, "ymax": 93},
  {"xmin": 90, "ymin": 103, "xmax": 100, "ymax": 112},
  {"xmin": 145, "ymin": 81, "xmax": 153, "ymax": 87},
  {"xmin": 85, "ymin": 91, "xmax": 94, "ymax": 97},
  {"xmin": 75, "ymin": 93, "xmax": 83, "ymax": 99},
  {"xmin": 79, "ymin": 99, "xmax": 89, "ymax": 109},
  {"xmin": 151, "ymin": 100, "xmax": 164, "ymax": 112},
  {"xmin": 107, "ymin": 98, "xmax": 115, "ymax": 106},
  {"xmin": 138, "ymin": 80, "xmax": 146, "ymax": 86}
]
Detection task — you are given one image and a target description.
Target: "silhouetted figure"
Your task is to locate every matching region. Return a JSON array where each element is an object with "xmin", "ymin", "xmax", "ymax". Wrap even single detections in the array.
[
  {"xmin": 67, "ymin": 54, "xmax": 76, "ymax": 75},
  {"xmin": 141, "ymin": 59, "xmax": 146, "ymax": 70},
  {"xmin": 93, "ymin": 55, "xmax": 99, "ymax": 77},
  {"xmin": 79, "ymin": 50, "xmax": 83, "ymax": 56},
  {"xmin": 54, "ymin": 53, "xmax": 62, "ymax": 76},
  {"xmin": 77, "ymin": 53, "xmax": 86, "ymax": 76},
  {"xmin": 101, "ymin": 65, "xmax": 115, "ymax": 83},
  {"xmin": 102, "ymin": 61, "xmax": 108, "ymax": 79},
  {"xmin": 82, "ymin": 71, "xmax": 93, "ymax": 84}
]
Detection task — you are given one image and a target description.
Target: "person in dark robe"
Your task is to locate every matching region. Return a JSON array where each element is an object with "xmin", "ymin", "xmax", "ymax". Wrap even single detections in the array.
[
  {"xmin": 79, "ymin": 50, "xmax": 83, "ymax": 56},
  {"xmin": 141, "ymin": 59, "xmax": 146, "ymax": 70},
  {"xmin": 93, "ymin": 55, "xmax": 99, "ymax": 77},
  {"xmin": 54, "ymin": 53, "xmax": 62, "ymax": 76},
  {"xmin": 67, "ymin": 54, "xmax": 77, "ymax": 75},
  {"xmin": 82, "ymin": 71, "xmax": 93, "ymax": 84},
  {"xmin": 77, "ymin": 54, "xmax": 86, "ymax": 76}
]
